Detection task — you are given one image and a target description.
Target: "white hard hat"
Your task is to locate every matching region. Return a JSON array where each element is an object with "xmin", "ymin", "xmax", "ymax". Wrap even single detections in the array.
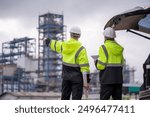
[
  {"xmin": 70, "ymin": 26, "xmax": 81, "ymax": 35},
  {"xmin": 103, "ymin": 27, "xmax": 116, "ymax": 38}
]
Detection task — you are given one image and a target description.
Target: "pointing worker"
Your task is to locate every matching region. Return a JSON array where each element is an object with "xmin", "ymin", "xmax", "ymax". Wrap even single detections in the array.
[
  {"xmin": 45, "ymin": 26, "xmax": 90, "ymax": 100},
  {"xmin": 95, "ymin": 27, "xmax": 124, "ymax": 100}
]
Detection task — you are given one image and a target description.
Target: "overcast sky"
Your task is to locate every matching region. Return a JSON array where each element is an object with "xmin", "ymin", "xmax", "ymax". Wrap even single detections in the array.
[{"xmin": 0, "ymin": 0, "xmax": 150, "ymax": 83}]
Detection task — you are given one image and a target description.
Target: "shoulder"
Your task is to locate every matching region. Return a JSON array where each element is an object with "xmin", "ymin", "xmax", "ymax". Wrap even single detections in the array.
[
  {"xmin": 99, "ymin": 44, "xmax": 105, "ymax": 49},
  {"xmin": 78, "ymin": 45, "xmax": 85, "ymax": 51}
]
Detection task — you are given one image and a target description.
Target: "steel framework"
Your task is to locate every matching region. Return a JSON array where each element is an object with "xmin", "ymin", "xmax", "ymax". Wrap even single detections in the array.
[
  {"xmin": 1, "ymin": 37, "xmax": 36, "ymax": 65},
  {"xmin": 0, "ymin": 37, "xmax": 36, "ymax": 92},
  {"xmin": 38, "ymin": 13, "xmax": 66, "ymax": 91}
]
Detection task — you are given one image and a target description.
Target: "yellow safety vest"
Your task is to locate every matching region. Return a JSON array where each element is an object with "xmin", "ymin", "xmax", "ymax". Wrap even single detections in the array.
[
  {"xmin": 50, "ymin": 38, "xmax": 90, "ymax": 73},
  {"xmin": 97, "ymin": 40, "xmax": 124, "ymax": 70},
  {"xmin": 96, "ymin": 39, "xmax": 124, "ymax": 84}
]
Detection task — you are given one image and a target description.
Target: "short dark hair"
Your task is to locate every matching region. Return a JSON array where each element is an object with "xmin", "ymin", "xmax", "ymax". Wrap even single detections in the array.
[
  {"xmin": 71, "ymin": 33, "xmax": 80, "ymax": 39},
  {"xmin": 105, "ymin": 36, "xmax": 114, "ymax": 41}
]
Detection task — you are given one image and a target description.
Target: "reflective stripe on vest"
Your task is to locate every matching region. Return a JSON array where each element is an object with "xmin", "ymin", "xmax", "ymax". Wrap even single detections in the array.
[
  {"xmin": 63, "ymin": 46, "xmax": 89, "ymax": 67},
  {"xmin": 75, "ymin": 46, "xmax": 84, "ymax": 63},
  {"xmin": 63, "ymin": 62, "xmax": 89, "ymax": 67},
  {"xmin": 107, "ymin": 64, "xmax": 123, "ymax": 67},
  {"xmin": 101, "ymin": 45, "xmax": 122, "ymax": 67},
  {"xmin": 98, "ymin": 60, "xmax": 107, "ymax": 66},
  {"xmin": 79, "ymin": 63, "xmax": 89, "ymax": 67},
  {"xmin": 98, "ymin": 60, "xmax": 122, "ymax": 67},
  {"xmin": 102, "ymin": 45, "xmax": 108, "ymax": 62}
]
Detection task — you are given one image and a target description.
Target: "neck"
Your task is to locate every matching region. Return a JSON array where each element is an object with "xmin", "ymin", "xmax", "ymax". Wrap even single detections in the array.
[
  {"xmin": 105, "ymin": 38, "xmax": 114, "ymax": 42},
  {"xmin": 71, "ymin": 37, "xmax": 78, "ymax": 40}
]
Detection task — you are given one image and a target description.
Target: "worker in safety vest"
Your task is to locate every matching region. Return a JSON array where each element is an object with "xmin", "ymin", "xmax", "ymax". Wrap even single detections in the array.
[
  {"xmin": 45, "ymin": 26, "xmax": 90, "ymax": 100},
  {"xmin": 95, "ymin": 27, "xmax": 124, "ymax": 100}
]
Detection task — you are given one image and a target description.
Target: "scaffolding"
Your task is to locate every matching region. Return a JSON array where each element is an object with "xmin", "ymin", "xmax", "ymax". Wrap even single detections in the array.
[
  {"xmin": 38, "ymin": 13, "xmax": 66, "ymax": 91},
  {"xmin": 0, "ymin": 37, "xmax": 36, "ymax": 65},
  {"xmin": 0, "ymin": 37, "xmax": 36, "ymax": 92},
  {"xmin": 1, "ymin": 67, "xmax": 35, "ymax": 92}
]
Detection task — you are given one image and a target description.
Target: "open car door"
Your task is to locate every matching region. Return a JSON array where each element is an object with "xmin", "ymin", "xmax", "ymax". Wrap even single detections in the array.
[{"xmin": 104, "ymin": 6, "xmax": 150, "ymax": 36}]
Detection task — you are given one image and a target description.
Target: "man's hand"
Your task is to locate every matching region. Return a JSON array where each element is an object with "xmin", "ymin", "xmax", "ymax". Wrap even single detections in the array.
[
  {"xmin": 45, "ymin": 38, "xmax": 50, "ymax": 47},
  {"xmin": 84, "ymin": 83, "xmax": 90, "ymax": 90}
]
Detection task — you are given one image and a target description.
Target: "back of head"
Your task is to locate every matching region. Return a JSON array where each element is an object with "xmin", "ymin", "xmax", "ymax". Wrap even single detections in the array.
[
  {"xmin": 103, "ymin": 27, "xmax": 116, "ymax": 39},
  {"xmin": 70, "ymin": 26, "xmax": 81, "ymax": 39}
]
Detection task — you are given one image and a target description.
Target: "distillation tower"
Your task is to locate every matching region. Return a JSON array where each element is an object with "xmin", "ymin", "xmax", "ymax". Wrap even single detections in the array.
[{"xmin": 38, "ymin": 13, "xmax": 66, "ymax": 91}]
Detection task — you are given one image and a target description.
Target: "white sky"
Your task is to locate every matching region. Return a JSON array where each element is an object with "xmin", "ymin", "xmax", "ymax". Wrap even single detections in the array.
[{"xmin": 0, "ymin": 0, "xmax": 150, "ymax": 83}]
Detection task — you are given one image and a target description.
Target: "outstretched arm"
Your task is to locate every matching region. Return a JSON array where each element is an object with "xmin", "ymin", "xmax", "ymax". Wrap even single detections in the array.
[{"xmin": 45, "ymin": 38, "xmax": 62, "ymax": 53}]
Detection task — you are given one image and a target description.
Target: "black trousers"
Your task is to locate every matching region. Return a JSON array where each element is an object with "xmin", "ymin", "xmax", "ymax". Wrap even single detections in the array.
[
  {"xmin": 61, "ymin": 79, "xmax": 83, "ymax": 100},
  {"xmin": 100, "ymin": 84, "xmax": 122, "ymax": 100}
]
